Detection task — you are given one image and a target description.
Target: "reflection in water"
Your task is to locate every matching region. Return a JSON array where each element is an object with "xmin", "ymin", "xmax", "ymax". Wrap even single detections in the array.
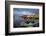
[{"xmin": 14, "ymin": 15, "xmax": 39, "ymax": 28}]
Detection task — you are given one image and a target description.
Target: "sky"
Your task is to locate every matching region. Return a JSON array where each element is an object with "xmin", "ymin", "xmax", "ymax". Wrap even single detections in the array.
[{"xmin": 13, "ymin": 8, "xmax": 39, "ymax": 16}]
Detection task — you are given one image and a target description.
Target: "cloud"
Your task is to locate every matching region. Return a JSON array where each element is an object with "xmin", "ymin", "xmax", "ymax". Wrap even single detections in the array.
[{"xmin": 22, "ymin": 11, "xmax": 35, "ymax": 15}]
